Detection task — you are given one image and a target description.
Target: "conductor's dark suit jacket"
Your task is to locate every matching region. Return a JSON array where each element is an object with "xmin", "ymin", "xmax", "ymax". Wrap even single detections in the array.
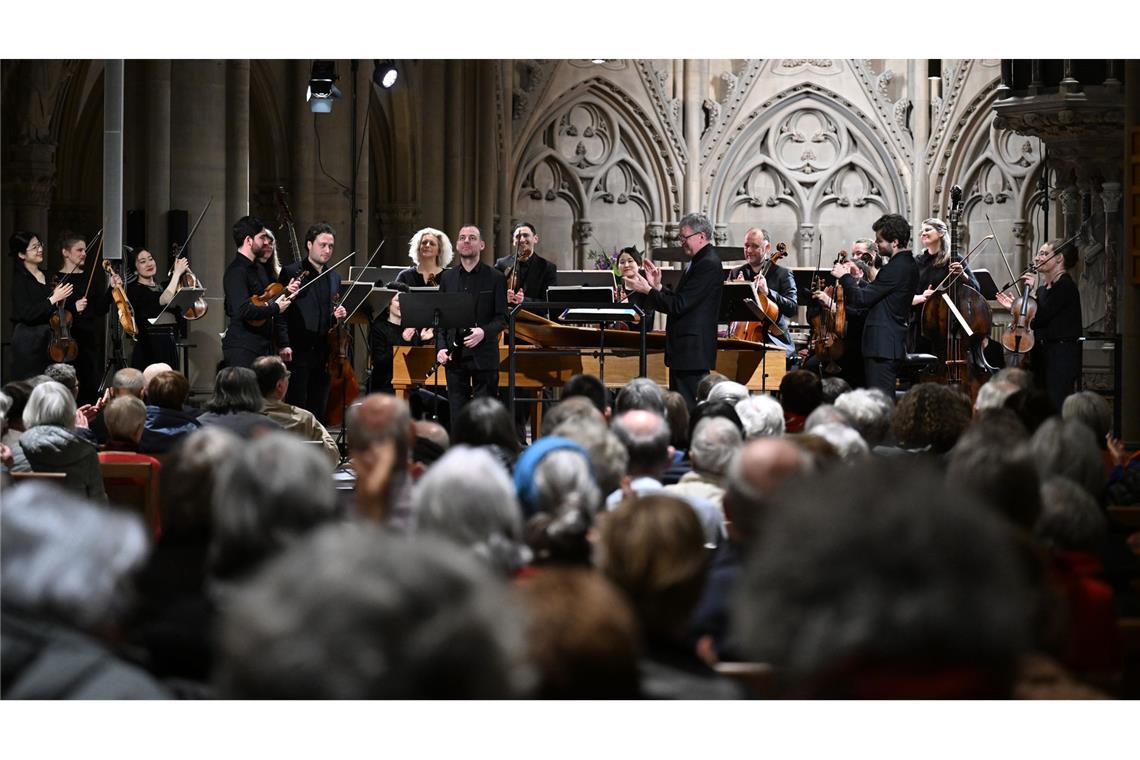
[
  {"xmin": 493, "ymin": 253, "xmax": 557, "ymax": 303},
  {"xmin": 645, "ymin": 244, "xmax": 724, "ymax": 372},
  {"xmin": 839, "ymin": 249, "xmax": 918, "ymax": 361}
]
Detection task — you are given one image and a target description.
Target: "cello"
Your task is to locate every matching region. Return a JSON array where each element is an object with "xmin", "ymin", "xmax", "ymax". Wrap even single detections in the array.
[
  {"xmin": 920, "ymin": 185, "xmax": 993, "ymax": 401},
  {"xmin": 728, "ymin": 242, "xmax": 788, "ymax": 341}
]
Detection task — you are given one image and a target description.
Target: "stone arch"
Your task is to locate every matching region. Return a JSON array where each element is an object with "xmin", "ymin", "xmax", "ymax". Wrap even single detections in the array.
[
  {"xmin": 708, "ymin": 84, "xmax": 906, "ymax": 263},
  {"xmin": 512, "ymin": 77, "xmax": 678, "ymax": 265}
]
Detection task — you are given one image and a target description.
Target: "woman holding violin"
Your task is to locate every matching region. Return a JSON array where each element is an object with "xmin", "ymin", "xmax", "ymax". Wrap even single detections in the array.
[
  {"xmin": 996, "ymin": 239, "xmax": 1083, "ymax": 409},
  {"xmin": 396, "ymin": 227, "xmax": 452, "ymax": 288},
  {"xmin": 7, "ymin": 231, "xmax": 75, "ymax": 382},
  {"xmin": 126, "ymin": 248, "xmax": 185, "ymax": 370},
  {"xmin": 54, "ymin": 231, "xmax": 123, "ymax": 403}
]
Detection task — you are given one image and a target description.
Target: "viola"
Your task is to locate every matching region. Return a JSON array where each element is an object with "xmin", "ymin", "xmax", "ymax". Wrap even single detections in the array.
[
  {"xmin": 48, "ymin": 278, "xmax": 79, "ymax": 363},
  {"xmin": 103, "ymin": 260, "xmax": 138, "ymax": 339},
  {"xmin": 248, "ymin": 271, "xmax": 308, "ymax": 327},
  {"xmin": 1000, "ymin": 277, "xmax": 1037, "ymax": 359},
  {"xmin": 169, "ymin": 245, "xmax": 208, "ymax": 320},
  {"xmin": 728, "ymin": 242, "xmax": 789, "ymax": 341}
]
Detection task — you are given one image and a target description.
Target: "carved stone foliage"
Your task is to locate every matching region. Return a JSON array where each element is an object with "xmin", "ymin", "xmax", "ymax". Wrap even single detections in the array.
[
  {"xmin": 514, "ymin": 79, "xmax": 676, "ymax": 264},
  {"xmin": 512, "ymin": 60, "xmax": 556, "ymax": 129},
  {"xmin": 706, "ymin": 85, "xmax": 905, "ymax": 262},
  {"xmin": 699, "ymin": 60, "xmax": 762, "ymax": 162},
  {"xmin": 850, "ymin": 59, "xmax": 914, "ymax": 163},
  {"xmin": 635, "ymin": 60, "xmax": 686, "ymax": 164}
]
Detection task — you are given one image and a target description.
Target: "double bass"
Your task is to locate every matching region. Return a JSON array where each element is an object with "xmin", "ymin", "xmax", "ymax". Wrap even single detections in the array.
[
  {"xmin": 921, "ymin": 185, "xmax": 993, "ymax": 400},
  {"xmin": 325, "ymin": 291, "xmax": 360, "ymax": 427}
]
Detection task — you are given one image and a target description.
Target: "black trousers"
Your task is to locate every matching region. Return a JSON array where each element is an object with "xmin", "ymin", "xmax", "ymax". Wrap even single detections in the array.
[
  {"xmin": 670, "ymin": 369, "xmax": 706, "ymax": 411},
  {"xmin": 445, "ymin": 360, "xmax": 498, "ymax": 432},
  {"xmin": 1039, "ymin": 341, "xmax": 1082, "ymax": 411},
  {"xmin": 130, "ymin": 326, "xmax": 179, "ymax": 371},
  {"xmin": 285, "ymin": 347, "xmax": 332, "ymax": 424},
  {"xmin": 864, "ymin": 356, "xmax": 900, "ymax": 399}
]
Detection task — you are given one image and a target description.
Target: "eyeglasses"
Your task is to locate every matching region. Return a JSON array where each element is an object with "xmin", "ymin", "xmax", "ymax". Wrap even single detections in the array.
[{"xmin": 678, "ymin": 230, "xmax": 703, "ymax": 243}]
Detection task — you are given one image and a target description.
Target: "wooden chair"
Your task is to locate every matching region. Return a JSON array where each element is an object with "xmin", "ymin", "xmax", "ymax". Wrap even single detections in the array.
[{"xmin": 100, "ymin": 460, "xmax": 161, "ymax": 538}]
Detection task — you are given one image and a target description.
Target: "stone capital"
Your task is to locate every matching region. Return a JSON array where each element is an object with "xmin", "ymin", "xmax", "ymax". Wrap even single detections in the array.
[{"xmin": 1100, "ymin": 182, "xmax": 1123, "ymax": 214}]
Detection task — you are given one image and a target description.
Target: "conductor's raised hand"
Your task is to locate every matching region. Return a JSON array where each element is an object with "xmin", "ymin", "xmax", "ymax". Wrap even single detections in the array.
[{"xmin": 642, "ymin": 259, "xmax": 662, "ymax": 290}]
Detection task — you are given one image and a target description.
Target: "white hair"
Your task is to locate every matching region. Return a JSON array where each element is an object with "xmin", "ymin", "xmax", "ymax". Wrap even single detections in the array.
[
  {"xmin": 412, "ymin": 445, "xmax": 529, "ymax": 574},
  {"xmin": 2, "ymin": 482, "xmax": 148, "ymax": 628},
  {"xmin": 810, "ymin": 422, "xmax": 870, "ymax": 460},
  {"xmin": 735, "ymin": 394, "xmax": 786, "ymax": 438},
  {"xmin": 23, "ymin": 381, "xmax": 76, "ymax": 429},
  {"xmin": 707, "ymin": 381, "xmax": 749, "ymax": 406},
  {"xmin": 689, "ymin": 416, "xmax": 743, "ymax": 477},
  {"xmin": 834, "ymin": 389, "xmax": 894, "ymax": 446},
  {"xmin": 407, "ymin": 227, "xmax": 454, "ymax": 268},
  {"xmin": 974, "ymin": 380, "xmax": 1019, "ymax": 412}
]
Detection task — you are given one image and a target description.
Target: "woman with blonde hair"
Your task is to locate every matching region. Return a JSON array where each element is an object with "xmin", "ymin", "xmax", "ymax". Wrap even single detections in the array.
[
  {"xmin": 910, "ymin": 216, "xmax": 982, "ymax": 353},
  {"xmin": 396, "ymin": 227, "xmax": 453, "ymax": 287}
]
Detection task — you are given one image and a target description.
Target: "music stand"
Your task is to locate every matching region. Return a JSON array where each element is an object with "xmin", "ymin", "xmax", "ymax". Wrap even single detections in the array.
[
  {"xmin": 400, "ymin": 292, "xmax": 476, "ymax": 422},
  {"xmin": 339, "ymin": 279, "xmax": 381, "ymax": 323},
  {"xmin": 972, "ymin": 268, "xmax": 998, "ymax": 300},
  {"xmin": 558, "ymin": 270, "xmax": 617, "ymax": 288},
  {"xmin": 148, "ymin": 287, "xmax": 204, "ymax": 325},
  {"xmin": 352, "ymin": 287, "xmax": 400, "ymax": 324},
  {"xmin": 349, "ymin": 265, "xmax": 407, "ymax": 286}
]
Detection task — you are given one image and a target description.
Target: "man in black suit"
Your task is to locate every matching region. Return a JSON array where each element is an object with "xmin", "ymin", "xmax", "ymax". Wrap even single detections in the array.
[
  {"xmin": 494, "ymin": 222, "xmax": 557, "ymax": 308},
  {"xmin": 831, "ymin": 214, "xmax": 919, "ymax": 398},
  {"xmin": 278, "ymin": 222, "xmax": 345, "ymax": 422},
  {"xmin": 222, "ymin": 216, "xmax": 298, "ymax": 369},
  {"xmin": 436, "ymin": 224, "xmax": 508, "ymax": 428},
  {"xmin": 728, "ymin": 227, "xmax": 798, "ymax": 357},
  {"xmin": 623, "ymin": 212, "xmax": 724, "ymax": 409}
]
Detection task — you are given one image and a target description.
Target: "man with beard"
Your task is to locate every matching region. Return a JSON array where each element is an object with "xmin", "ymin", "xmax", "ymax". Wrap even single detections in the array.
[
  {"xmin": 728, "ymin": 227, "xmax": 797, "ymax": 357},
  {"xmin": 277, "ymin": 222, "xmax": 346, "ymax": 421},
  {"xmin": 221, "ymin": 216, "xmax": 298, "ymax": 369}
]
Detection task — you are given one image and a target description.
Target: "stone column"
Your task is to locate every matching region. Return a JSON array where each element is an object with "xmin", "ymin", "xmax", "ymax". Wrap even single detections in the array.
[
  {"xmin": 910, "ymin": 59, "xmax": 931, "ymax": 231},
  {"xmin": 1010, "ymin": 220, "xmax": 1031, "ymax": 278},
  {"xmin": 497, "ymin": 61, "xmax": 513, "ymax": 261},
  {"xmin": 144, "ymin": 61, "xmax": 172, "ymax": 261},
  {"xmin": 574, "ymin": 220, "xmax": 593, "ymax": 269},
  {"xmin": 170, "ymin": 60, "xmax": 229, "ymax": 390},
  {"xmin": 445, "ymin": 60, "xmax": 465, "ymax": 237},
  {"xmin": 421, "ymin": 61, "xmax": 446, "ymax": 238},
  {"xmin": 477, "ymin": 61, "xmax": 497, "ymax": 259},
  {"xmin": 799, "ymin": 224, "xmax": 817, "ymax": 265},
  {"xmin": 225, "ymin": 61, "xmax": 250, "ymax": 248},
  {"xmin": 1059, "ymin": 184, "xmax": 1081, "ymax": 239},
  {"xmin": 1100, "ymin": 181, "xmax": 1123, "ymax": 335},
  {"xmin": 683, "ymin": 59, "xmax": 702, "ymax": 214}
]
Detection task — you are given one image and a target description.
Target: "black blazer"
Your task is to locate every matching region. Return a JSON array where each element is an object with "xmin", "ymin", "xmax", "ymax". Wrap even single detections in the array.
[
  {"xmin": 840, "ymin": 249, "xmax": 918, "ymax": 361},
  {"xmin": 494, "ymin": 253, "xmax": 557, "ymax": 303},
  {"xmin": 728, "ymin": 261, "xmax": 798, "ymax": 333},
  {"xmin": 646, "ymin": 244, "xmax": 724, "ymax": 371},
  {"xmin": 222, "ymin": 251, "xmax": 281, "ymax": 351},
  {"xmin": 277, "ymin": 260, "xmax": 342, "ymax": 351},
  {"xmin": 436, "ymin": 261, "xmax": 508, "ymax": 371}
]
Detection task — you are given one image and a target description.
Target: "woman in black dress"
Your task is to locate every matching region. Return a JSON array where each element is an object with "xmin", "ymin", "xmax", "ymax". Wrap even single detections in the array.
[
  {"xmin": 395, "ymin": 227, "xmax": 452, "ymax": 288},
  {"xmin": 8, "ymin": 231, "xmax": 74, "ymax": 382},
  {"xmin": 997, "ymin": 239, "xmax": 1083, "ymax": 409},
  {"xmin": 127, "ymin": 248, "xmax": 185, "ymax": 370},
  {"xmin": 615, "ymin": 247, "xmax": 655, "ymax": 330}
]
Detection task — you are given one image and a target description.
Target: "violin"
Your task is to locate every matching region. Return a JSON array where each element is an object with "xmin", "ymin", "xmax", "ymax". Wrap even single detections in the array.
[
  {"xmin": 48, "ymin": 276, "xmax": 79, "ymax": 363},
  {"xmin": 170, "ymin": 243, "xmax": 208, "ymax": 320},
  {"xmin": 103, "ymin": 260, "xmax": 138, "ymax": 339},
  {"xmin": 728, "ymin": 242, "xmax": 788, "ymax": 341},
  {"xmin": 808, "ymin": 252, "xmax": 848, "ymax": 373},
  {"xmin": 325, "ymin": 291, "xmax": 360, "ymax": 427},
  {"xmin": 248, "ymin": 272, "xmax": 308, "ymax": 327}
]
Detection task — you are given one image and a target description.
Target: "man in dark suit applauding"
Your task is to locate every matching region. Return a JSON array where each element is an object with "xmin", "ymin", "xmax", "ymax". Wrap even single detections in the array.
[
  {"xmin": 278, "ymin": 222, "xmax": 345, "ymax": 422},
  {"xmin": 623, "ymin": 212, "xmax": 724, "ymax": 409},
  {"xmin": 831, "ymin": 213, "xmax": 918, "ymax": 398}
]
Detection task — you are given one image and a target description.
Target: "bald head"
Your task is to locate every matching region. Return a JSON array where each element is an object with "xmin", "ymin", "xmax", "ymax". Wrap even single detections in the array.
[
  {"xmin": 347, "ymin": 394, "xmax": 413, "ymax": 455},
  {"xmin": 112, "ymin": 367, "xmax": 146, "ymax": 398},
  {"xmin": 723, "ymin": 437, "xmax": 811, "ymax": 546},
  {"xmin": 611, "ymin": 410, "xmax": 672, "ymax": 476},
  {"xmin": 413, "ymin": 419, "xmax": 450, "ymax": 451},
  {"xmin": 143, "ymin": 363, "xmax": 174, "ymax": 387}
]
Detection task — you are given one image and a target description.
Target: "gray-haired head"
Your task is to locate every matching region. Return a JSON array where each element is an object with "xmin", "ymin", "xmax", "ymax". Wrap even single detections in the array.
[
  {"xmin": 112, "ymin": 367, "xmax": 146, "ymax": 397},
  {"xmin": 735, "ymin": 394, "xmax": 785, "ymax": 439},
  {"xmin": 1029, "ymin": 417, "xmax": 1103, "ymax": 501},
  {"xmin": 611, "ymin": 409, "xmax": 672, "ymax": 476},
  {"xmin": 613, "ymin": 377, "xmax": 666, "ymax": 416},
  {"xmin": 833, "ymin": 389, "xmax": 893, "ymax": 446},
  {"xmin": 678, "ymin": 212, "xmax": 714, "ymax": 241},
  {"xmin": 210, "ymin": 432, "xmax": 342, "ymax": 581},
  {"xmin": 551, "ymin": 421, "xmax": 628, "ymax": 497},
  {"xmin": 707, "ymin": 381, "xmax": 749, "ymax": 406},
  {"xmin": 1061, "ymin": 391, "xmax": 1112, "ymax": 444},
  {"xmin": 23, "ymin": 380, "xmax": 76, "ymax": 429},
  {"xmin": 689, "ymin": 416, "xmax": 743, "ymax": 479},
  {"xmin": 1034, "ymin": 476, "xmax": 1108, "ymax": 553},
  {"xmin": 804, "ymin": 403, "xmax": 852, "ymax": 432},
  {"xmin": 974, "ymin": 380, "xmax": 1020, "ymax": 413},
  {"xmin": 44, "ymin": 363, "xmax": 78, "ymax": 397},
  {"xmin": 412, "ymin": 445, "xmax": 530, "ymax": 576},
  {"xmin": 2, "ymin": 482, "xmax": 147, "ymax": 629},
  {"xmin": 216, "ymin": 523, "xmax": 528, "ymax": 698},
  {"xmin": 808, "ymin": 422, "xmax": 869, "ymax": 461},
  {"xmin": 992, "ymin": 367, "xmax": 1031, "ymax": 391}
]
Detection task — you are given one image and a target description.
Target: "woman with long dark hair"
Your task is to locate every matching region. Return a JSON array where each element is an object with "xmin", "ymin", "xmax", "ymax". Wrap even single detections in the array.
[{"xmin": 7, "ymin": 231, "xmax": 74, "ymax": 382}]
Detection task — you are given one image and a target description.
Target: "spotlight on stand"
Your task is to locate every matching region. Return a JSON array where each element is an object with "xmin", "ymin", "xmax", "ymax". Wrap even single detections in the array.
[
  {"xmin": 307, "ymin": 60, "xmax": 341, "ymax": 113},
  {"xmin": 374, "ymin": 60, "xmax": 398, "ymax": 89}
]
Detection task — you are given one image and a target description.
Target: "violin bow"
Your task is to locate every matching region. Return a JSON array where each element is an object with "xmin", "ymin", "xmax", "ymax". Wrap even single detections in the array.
[
  {"xmin": 81, "ymin": 231, "xmax": 107, "ymax": 300},
  {"xmin": 172, "ymin": 196, "xmax": 214, "ymax": 265},
  {"xmin": 984, "ymin": 214, "xmax": 1020, "ymax": 289}
]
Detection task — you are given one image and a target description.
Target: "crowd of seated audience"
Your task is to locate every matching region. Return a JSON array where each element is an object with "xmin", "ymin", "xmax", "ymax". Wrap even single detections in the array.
[{"xmin": 2, "ymin": 359, "xmax": 1139, "ymax": 700}]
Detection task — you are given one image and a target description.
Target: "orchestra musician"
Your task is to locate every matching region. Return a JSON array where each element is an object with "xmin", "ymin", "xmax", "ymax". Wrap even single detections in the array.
[
  {"xmin": 368, "ymin": 284, "xmax": 432, "ymax": 395},
  {"xmin": 126, "ymin": 248, "xmax": 183, "ymax": 370},
  {"xmin": 615, "ymin": 247, "xmax": 655, "ymax": 328},
  {"xmin": 221, "ymin": 215, "xmax": 298, "ymax": 370},
  {"xmin": 397, "ymin": 227, "xmax": 452, "ymax": 288},
  {"xmin": 495, "ymin": 222, "xmax": 557, "ymax": 307},
  {"xmin": 728, "ymin": 227, "xmax": 797, "ymax": 358},
  {"xmin": 996, "ymin": 239, "xmax": 1083, "ymax": 409},
  {"xmin": 830, "ymin": 214, "xmax": 918, "ymax": 399},
  {"xmin": 8, "ymin": 231, "xmax": 74, "ymax": 382},
  {"xmin": 277, "ymin": 222, "xmax": 346, "ymax": 423},
  {"xmin": 851, "ymin": 238, "xmax": 881, "ymax": 279},
  {"xmin": 910, "ymin": 217, "xmax": 980, "ymax": 354},
  {"xmin": 807, "ymin": 256, "xmax": 871, "ymax": 387},
  {"xmin": 435, "ymin": 224, "xmax": 508, "ymax": 428},
  {"xmin": 55, "ymin": 231, "xmax": 120, "ymax": 403}
]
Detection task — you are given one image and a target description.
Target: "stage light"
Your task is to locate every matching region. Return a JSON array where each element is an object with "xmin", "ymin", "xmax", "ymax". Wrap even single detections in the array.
[
  {"xmin": 308, "ymin": 60, "xmax": 341, "ymax": 113},
  {"xmin": 374, "ymin": 60, "xmax": 398, "ymax": 89}
]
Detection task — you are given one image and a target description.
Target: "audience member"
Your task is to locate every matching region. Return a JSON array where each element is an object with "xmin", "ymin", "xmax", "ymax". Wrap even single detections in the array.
[
  {"xmin": 820, "ymin": 376, "xmax": 852, "ymax": 404},
  {"xmin": 808, "ymin": 422, "xmax": 869, "ymax": 461},
  {"xmin": 665, "ymin": 416, "xmax": 741, "ymax": 510},
  {"xmin": 696, "ymin": 371, "xmax": 729, "ymax": 404},
  {"xmin": 140, "ymin": 370, "xmax": 201, "ymax": 455},
  {"xmin": 1029, "ymin": 418, "xmax": 1103, "ymax": 502},
  {"xmin": 561, "ymin": 373, "xmax": 609, "ymax": 416},
  {"xmin": 734, "ymin": 394, "xmax": 785, "ymax": 439},
  {"xmin": 613, "ymin": 377, "xmax": 666, "ymax": 415},
  {"xmin": 891, "ymin": 382, "xmax": 971, "ymax": 454},
  {"xmin": 345, "ymin": 393, "xmax": 415, "ymax": 527},
  {"xmin": 216, "ymin": 524, "xmax": 527, "ymax": 698},
  {"xmin": 706, "ymin": 381, "xmax": 748, "ymax": 406},
  {"xmin": 514, "ymin": 436, "xmax": 600, "ymax": 566},
  {"xmin": 197, "ymin": 367, "xmax": 281, "ymax": 439},
  {"xmin": 252, "ymin": 355, "xmax": 339, "ymax": 467},
  {"xmin": 451, "ymin": 396, "xmax": 521, "ymax": 470},
  {"xmin": 663, "ymin": 390, "xmax": 691, "ymax": 452},
  {"xmin": 833, "ymin": 388, "xmax": 893, "ymax": 446},
  {"xmin": 778, "ymin": 370, "xmax": 822, "ymax": 433},
  {"xmin": 540, "ymin": 395, "xmax": 606, "ymax": 438}
]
